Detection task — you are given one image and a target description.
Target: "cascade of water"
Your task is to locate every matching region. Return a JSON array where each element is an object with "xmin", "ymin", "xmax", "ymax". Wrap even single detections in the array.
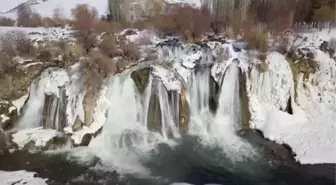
[
  {"xmin": 213, "ymin": 63, "xmax": 241, "ymax": 133},
  {"xmin": 44, "ymin": 88, "xmax": 67, "ymax": 131},
  {"xmin": 156, "ymin": 80, "xmax": 180, "ymax": 139},
  {"xmin": 16, "ymin": 79, "xmax": 45, "ymax": 130},
  {"xmin": 89, "ymin": 74, "xmax": 147, "ymax": 151},
  {"xmin": 187, "ymin": 67, "xmax": 213, "ymax": 135}
]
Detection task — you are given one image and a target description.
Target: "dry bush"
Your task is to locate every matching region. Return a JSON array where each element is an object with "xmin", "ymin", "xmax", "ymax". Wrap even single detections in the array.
[
  {"xmin": 0, "ymin": 51, "xmax": 14, "ymax": 72},
  {"xmin": 150, "ymin": 4, "xmax": 211, "ymax": 42},
  {"xmin": 80, "ymin": 50, "xmax": 116, "ymax": 92},
  {"xmin": 120, "ymin": 42, "xmax": 140, "ymax": 60},
  {"xmin": 313, "ymin": 5, "xmax": 335, "ymax": 22},
  {"xmin": 93, "ymin": 20, "xmax": 120, "ymax": 34},
  {"xmin": 0, "ymin": 31, "xmax": 34, "ymax": 57},
  {"xmin": 0, "ymin": 17, "xmax": 15, "ymax": 26},
  {"xmin": 243, "ymin": 25, "xmax": 268, "ymax": 52},
  {"xmin": 71, "ymin": 4, "xmax": 98, "ymax": 53},
  {"xmin": 98, "ymin": 35, "xmax": 118, "ymax": 57}
]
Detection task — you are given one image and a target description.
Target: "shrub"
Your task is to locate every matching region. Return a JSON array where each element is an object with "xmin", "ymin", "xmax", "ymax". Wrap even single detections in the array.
[
  {"xmin": 71, "ymin": 4, "xmax": 98, "ymax": 53},
  {"xmin": 243, "ymin": 25, "xmax": 268, "ymax": 52},
  {"xmin": 0, "ymin": 31, "xmax": 34, "ymax": 57},
  {"xmin": 98, "ymin": 35, "xmax": 118, "ymax": 57},
  {"xmin": 0, "ymin": 17, "xmax": 15, "ymax": 26},
  {"xmin": 0, "ymin": 51, "xmax": 14, "ymax": 72},
  {"xmin": 93, "ymin": 20, "xmax": 120, "ymax": 34},
  {"xmin": 120, "ymin": 42, "xmax": 140, "ymax": 60},
  {"xmin": 80, "ymin": 50, "xmax": 116, "ymax": 92},
  {"xmin": 313, "ymin": 5, "xmax": 335, "ymax": 23}
]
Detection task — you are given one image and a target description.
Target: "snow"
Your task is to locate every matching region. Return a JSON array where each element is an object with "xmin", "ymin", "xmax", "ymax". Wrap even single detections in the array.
[
  {"xmin": 0, "ymin": 170, "xmax": 48, "ymax": 185},
  {"xmin": 65, "ymin": 86, "xmax": 110, "ymax": 145},
  {"xmin": 65, "ymin": 66, "xmax": 86, "ymax": 127},
  {"xmin": 12, "ymin": 95, "xmax": 29, "ymax": 115},
  {"xmin": 152, "ymin": 65, "xmax": 181, "ymax": 91},
  {"xmin": 12, "ymin": 127, "xmax": 59, "ymax": 149},
  {"xmin": 0, "ymin": 26, "xmax": 72, "ymax": 41},
  {"xmin": 44, "ymin": 69, "xmax": 70, "ymax": 97},
  {"xmin": 248, "ymin": 42, "xmax": 336, "ymax": 164},
  {"xmin": 0, "ymin": 114, "xmax": 10, "ymax": 123}
]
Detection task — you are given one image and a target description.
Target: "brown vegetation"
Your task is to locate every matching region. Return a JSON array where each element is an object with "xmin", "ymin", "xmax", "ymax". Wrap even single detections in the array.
[
  {"xmin": 0, "ymin": 31, "xmax": 34, "ymax": 57},
  {"xmin": 0, "ymin": 17, "xmax": 15, "ymax": 26},
  {"xmin": 80, "ymin": 50, "xmax": 116, "ymax": 91},
  {"xmin": 150, "ymin": 4, "xmax": 211, "ymax": 43},
  {"xmin": 71, "ymin": 4, "xmax": 98, "ymax": 53}
]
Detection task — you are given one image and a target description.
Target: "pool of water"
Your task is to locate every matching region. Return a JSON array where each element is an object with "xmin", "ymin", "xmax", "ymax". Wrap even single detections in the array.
[{"xmin": 0, "ymin": 131, "xmax": 335, "ymax": 185}]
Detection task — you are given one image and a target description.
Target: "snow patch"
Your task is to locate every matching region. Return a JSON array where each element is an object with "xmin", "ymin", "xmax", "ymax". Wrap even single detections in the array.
[
  {"xmin": 0, "ymin": 170, "xmax": 48, "ymax": 185},
  {"xmin": 152, "ymin": 65, "xmax": 181, "ymax": 91},
  {"xmin": 12, "ymin": 95, "xmax": 29, "ymax": 115},
  {"xmin": 0, "ymin": 114, "xmax": 10, "ymax": 123},
  {"xmin": 12, "ymin": 127, "xmax": 59, "ymax": 149}
]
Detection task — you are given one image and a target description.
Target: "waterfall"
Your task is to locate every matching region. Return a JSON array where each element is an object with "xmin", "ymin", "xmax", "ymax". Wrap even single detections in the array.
[
  {"xmin": 212, "ymin": 63, "xmax": 241, "ymax": 133},
  {"xmin": 16, "ymin": 80, "xmax": 45, "ymax": 129},
  {"xmin": 89, "ymin": 74, "xmax": 148, "ymax": 152},
  {"xmin": 188, "ymin": 67, "xmax": 213, "ymax": 135},
  {"xmin": 44, "ymin": 88, "xmax": 67, "ymax": 131},
  {"xmin": 15, "ymin": 69, "xmax": 70, "ymax": 130},
  {"xmin": 156, "ymin": 79, "xmax": 180, "ymax": 139}
]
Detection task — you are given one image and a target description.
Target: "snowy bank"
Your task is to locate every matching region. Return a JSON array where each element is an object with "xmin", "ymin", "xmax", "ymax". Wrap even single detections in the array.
[{"xmin": 0, "ymin": 170, "xmax": 48, "ymax": 185}]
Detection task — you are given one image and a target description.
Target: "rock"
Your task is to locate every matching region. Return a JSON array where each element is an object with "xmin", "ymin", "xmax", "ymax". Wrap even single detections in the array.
[
  {"xmin": 79, "ymin": 133, "xmax": 92, "ymax": 146},
  {"xmin": 131, "ymin": 67, "xmax": 151, "ymax": 93},
  {"xmin": 179, "ymin": 88, "xmax": 190, "ymax": 133},
  {"xmin": 320, "ymin": 41, "xmax": 329, "ymax": 52},
  {"xmin": 238, "ymin": 69, "xmax": 251, "ymax": 129},
  {"xmin": 72, "ymin": 116, "xmax": 84, "ymax": 132},
  {"xmin": 42, "ymin": 88, "xmax": 67, "ymax": 131},
  {"xmin": 0, "ymin": 61, "xmax": 58, "ymax": 100},
  {"xmin": 238, "ymin": 129, "xmax": 296, "ymax": 163},
  {"xmin": 147, "ymin": 87, "xmax": 162, "ymax": 134},
  {"xmin": 0, "ymin": 131, "xmax": 9, "ymax": 154},
  {"xmin": 10, "ymin": 127, "xmax": 70, "ymax": 151},
  {"xmin": 258, "ymin": 62, "xmax": 269, "ymax": 73},
  {"xmin": 0, "ymin": 100, "xmax": 18, "ymax": 130},
  {"xmin": 83, "ymin": 91, "xmax": 98, "ymax": 126},
  {"xmin": 209, "ymin": 74, "xmax": 220, "ymax": 113}
]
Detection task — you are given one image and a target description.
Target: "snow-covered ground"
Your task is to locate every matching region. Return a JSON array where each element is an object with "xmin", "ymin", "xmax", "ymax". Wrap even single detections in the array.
[
  {"xmin": 0, "ymin": 170, "xmax": 48, "ymax": 185},
  {"xmin": 0, "ymin": 26, "xmax": 72, "ymax": 41},
  {"xmin": 249, "ymin": 29, "xmax": 336, "ymax": 164}
]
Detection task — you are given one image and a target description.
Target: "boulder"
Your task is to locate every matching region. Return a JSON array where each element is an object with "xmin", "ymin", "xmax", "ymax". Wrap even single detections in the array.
[
  {"xmin": 131, "ymin": 67, "xmax": 151, "ymax": 93},
  {"xmin": 179, "ymin": 88, "xmax": 190, "ymax": 133},
  {"xmin": 238, "ymin": 69, "xmax": 251, "ymax": 129},
  {"xmin": 83, "ymin": 90, "xmax": 99, "ymax": 126},
  {"xmin": 0, "ymin": 61, "xmax": 58, "ymax": 101},
  {"xmin": 10, "ymin": 127, "xmax": 70, "ymax": 151},
  {"xmin": 147, "ymin": 88, "xmax": 162, "ymax": 134},
  {"xmin": 42, "ymin": 88, "xmax": 67, "ymax": 131},
  {"xmin": 0, "ymin": 100, "xmax": 19, "ymax": 130}
]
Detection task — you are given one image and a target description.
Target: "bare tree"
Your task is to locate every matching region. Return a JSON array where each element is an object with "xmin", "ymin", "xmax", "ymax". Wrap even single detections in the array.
[{"xmin": 71, "ymin": 4, "xmax": 98, "ymax": 53}]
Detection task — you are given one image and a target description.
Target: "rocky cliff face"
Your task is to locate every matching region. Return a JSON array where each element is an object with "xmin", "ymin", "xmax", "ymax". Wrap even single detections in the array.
[{"xmin": 0, "ymin": 29, "xmax": 335, "ymax": 166}]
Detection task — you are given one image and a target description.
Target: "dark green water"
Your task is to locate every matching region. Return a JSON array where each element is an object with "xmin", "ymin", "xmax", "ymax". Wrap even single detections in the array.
[{"xmin": 0, "ymin": 131, "xmax": 335, "ymax": 185}]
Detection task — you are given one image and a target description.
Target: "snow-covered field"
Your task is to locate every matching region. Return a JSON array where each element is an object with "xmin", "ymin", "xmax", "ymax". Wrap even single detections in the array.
[
  {"xmin": 0, "ymin": 26, "xmax": 72, "ymax": 41},
  {"xmin": 0, "ymin": 170, "xmax": 48, "ymax": 185},
  {"xmin": 249, "ymin": 29, "xmax": 336, "ymax": 164}
]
